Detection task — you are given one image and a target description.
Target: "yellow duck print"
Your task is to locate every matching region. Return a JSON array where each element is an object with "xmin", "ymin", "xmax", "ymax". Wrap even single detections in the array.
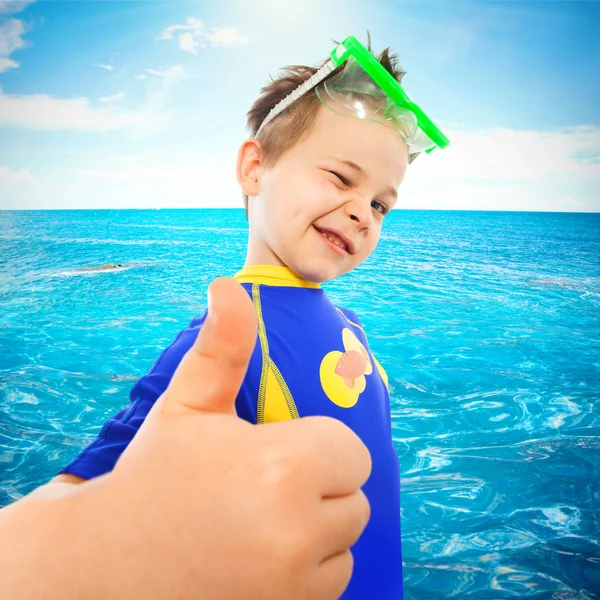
[{"xmin": 320, "ymin": 328, "xmax": 373, "ymax": 408}]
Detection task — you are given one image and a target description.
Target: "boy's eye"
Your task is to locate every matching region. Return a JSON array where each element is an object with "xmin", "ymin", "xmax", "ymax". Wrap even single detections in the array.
[
  {"xmin": 329, "ymin": 170, "xmax": 351, "ymax": 186},
  {"xmin": 371, "ymin": 200, "xmax": 388, "ymax": 216},
  {"xmin": 327, "ymin": 169, "xmax": 388, "ymax": 216}
]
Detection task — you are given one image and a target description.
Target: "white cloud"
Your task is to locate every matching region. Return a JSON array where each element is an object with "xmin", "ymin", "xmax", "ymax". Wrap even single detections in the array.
[
  {"xmin": 5, "ymin": 135, "xmax": 599, "ymax": 212},
  {"xmin": 76, "ymin": 168, "xmax": 139, "ymax": 182},
  {"xmin": 178, "ymin": 31, "xmax": 197, "ymax": 54},
  {"xmin": 0, "ymin": 164, "xmax": 34, "ymax": 183},
  {"xmin": 157, "ymin": 17, "xmax": 204, "ymax": 41},
  {"xmin": 94, "ymin": 63, "xmax": 114, "ymax": 72},
  {"xmin": 145, "ymin": 67, "xmax": 176, "ymax": 78},
  {"xmin": 409, "ymin": 125, "xmax": 600, "ymax": 181},
  {"xmin": 97, "ymin": 92, "xmax": 125, "ymax": 103},
  {"xmin": 400, "ymin": 125, "xmax": 600, "ymax": 212},
  {"xmin": 148, "ymin": 65, "xmax": 183, "ymax": 79},
  {"xmin": 399, "ymin": 177, "xmax": 599, "ymax": 213},
  {"xmin": 140, "ymin": 65, "xmax": 184, "ymax": 114},
  {"xmin": 0, "ymin": 65, "xmax": 183, "ymax": 133},
  {"xmin": 0, "ymin": 1, "xmax": 35, "ymax": 14},
  {"xmin": 157, "ymin": 18, "xmax": 248, "ymax": 54},
  {"xmin": 135, "ymin": 73, "xmax": 147, "ymax": 80},
  {"xmin": 0, "ymin": 18, "xmax": 28, "ymax": 69},
  {"xmin": 0, "ymin": 12, "xmax": 27, "ymax": 74},
  {"xmin": 0, "ymin": 90, "xmax": 164, "ymax": 132},
  {"xmin": 207, "ymin": 27, "xmax": 249, "ymax": 47},
  {"xmin": 0, "ymin": 56, "xmax": 17, "ymax": 72},
  {"xmin": 56, "ymin": 155, "xmax": 240, "ymax": 209}
]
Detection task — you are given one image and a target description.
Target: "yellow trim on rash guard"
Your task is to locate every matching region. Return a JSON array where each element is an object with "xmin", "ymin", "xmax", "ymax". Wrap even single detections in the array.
[
  {"xmin": 253, "ymin": 283, "xmax": 269, "ymax": 424},
  {"xmin": 252, "ymin": 283, "xmax": 299, "ymax": 423},
  {"xmin": 373, "ymin": 355, "xmax": 390, "ymax": 391},
  {"xmin": 235, "ymin": 265, "xmax": 321, "ymax": 289}
]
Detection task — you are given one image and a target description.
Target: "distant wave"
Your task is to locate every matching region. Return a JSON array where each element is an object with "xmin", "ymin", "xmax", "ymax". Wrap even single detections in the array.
[
  {"xmin": 528, "ymin": 277, "xmax": 600, "ymax": 298},
  {"xmin": 53, "ymin": 263, "xmax": 146, "ymax": 278},
  {"xmin": 0, "ymin": 231, "xmax": 245, "ymax": 244},
  {"xmin": 528, "ymin": 278, "xmax": 571, "ymax": 287},
  {"xmin": 112, "ymin": 224, "xmax": 246, "ymax": 233}
]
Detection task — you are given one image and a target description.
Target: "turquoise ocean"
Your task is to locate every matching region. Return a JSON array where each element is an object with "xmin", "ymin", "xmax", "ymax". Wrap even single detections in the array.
[{"xmin": 1, "ymin": 209, "xmax": 599, "ymax": 599}]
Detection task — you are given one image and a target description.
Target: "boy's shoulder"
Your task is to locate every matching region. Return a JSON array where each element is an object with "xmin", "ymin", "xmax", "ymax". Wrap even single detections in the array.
[
  {"xmin": 333, "ymin": 304, "xmax": 364, "ymax": 329},
  {"xmin": 331, "ymin": 303, "xmax": 389, "ymax": 390}
]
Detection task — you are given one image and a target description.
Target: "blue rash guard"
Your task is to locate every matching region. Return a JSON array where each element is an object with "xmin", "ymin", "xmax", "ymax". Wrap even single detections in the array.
[{"xmin": 60, "ymin": 265, "xmax": 403, "ymax": 599}]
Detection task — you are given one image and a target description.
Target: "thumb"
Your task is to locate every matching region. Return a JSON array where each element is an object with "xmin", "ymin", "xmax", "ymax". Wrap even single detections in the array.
[{"xmin": 161, "ymin": 277, "xmax": 258, "ymax": 417}]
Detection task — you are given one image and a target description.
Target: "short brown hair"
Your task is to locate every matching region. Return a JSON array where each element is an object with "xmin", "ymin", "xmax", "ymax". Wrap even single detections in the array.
[{"xmin": 243, "ymin": 34, "xmax": 406, "ymax": 217}]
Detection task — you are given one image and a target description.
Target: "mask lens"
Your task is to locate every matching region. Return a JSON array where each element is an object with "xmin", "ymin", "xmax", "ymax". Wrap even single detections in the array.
[
  {"xmin": 385, "ymin": 105, "xmax": 418, "ymax": 141},
  {"xmin": 316, "ymin": 56, "xmax": 433, "ymax": 153},
  {"xmin": 408, "ymin": 128, "xmax": 437, "ymax": 153}
]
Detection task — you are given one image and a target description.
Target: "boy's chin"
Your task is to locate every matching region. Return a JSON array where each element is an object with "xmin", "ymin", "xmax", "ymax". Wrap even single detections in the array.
[{"xmin": 292, "ymin": 260, "xmax": 351, "ymax": 284}]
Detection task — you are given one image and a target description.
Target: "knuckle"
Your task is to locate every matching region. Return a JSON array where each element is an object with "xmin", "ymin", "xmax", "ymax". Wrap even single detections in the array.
[
  {"xmin": 360, "ymin": 490, "xmax": 371, "ymax": 525},
  {"xmin": 342, "ymin": 549, "xmax": 354, "ymax": 573},
  {"xmin": 270, "ymin": 525, "xmax": 312, "ymax": 569},
  {"xmin": 339, "ymin": 550, "xmax": 354, "ymax": 588},
  {"xmin": 260, "ymin": 445, "xmax": 310, "ymax": 491},
  {"xmin": 247, "ymin": 510, "xmax": 312, "ymax": 576}
]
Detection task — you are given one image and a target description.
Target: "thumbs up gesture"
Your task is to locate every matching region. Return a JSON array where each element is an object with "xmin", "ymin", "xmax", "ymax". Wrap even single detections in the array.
[{"xmin": 104, "ymin": 277, "xmax": 372, "ymax": 600}]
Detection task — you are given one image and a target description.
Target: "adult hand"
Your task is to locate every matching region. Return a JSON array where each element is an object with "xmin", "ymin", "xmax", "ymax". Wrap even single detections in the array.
[{"xmin": 0, "ymin": 278, "xmax": 371, "ymax": 600}]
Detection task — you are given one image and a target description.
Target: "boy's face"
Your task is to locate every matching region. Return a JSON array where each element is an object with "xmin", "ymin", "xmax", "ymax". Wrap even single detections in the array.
[{"xmin": 239, "ymin": 104, "xmax": 409, "ymax": 283}]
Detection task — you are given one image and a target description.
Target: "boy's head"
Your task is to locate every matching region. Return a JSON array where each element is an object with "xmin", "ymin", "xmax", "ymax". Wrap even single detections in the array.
[{"xmin": 236, "ymin": 37, "xmax": 411, "ymax": 284}]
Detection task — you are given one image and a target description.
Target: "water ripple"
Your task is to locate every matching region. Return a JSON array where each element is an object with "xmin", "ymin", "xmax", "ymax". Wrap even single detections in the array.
[{"xmin": 2, "ymin": 209, "xmax": 599, "ymax": 598}]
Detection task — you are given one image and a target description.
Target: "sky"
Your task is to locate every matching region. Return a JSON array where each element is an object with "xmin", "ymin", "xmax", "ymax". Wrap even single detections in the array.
[{"xmin": 0, "ymin": 0, "xmax": 599, "ymax": 212}]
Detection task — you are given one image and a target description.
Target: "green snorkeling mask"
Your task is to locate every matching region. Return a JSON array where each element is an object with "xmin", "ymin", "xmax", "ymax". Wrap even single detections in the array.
[{"xmin": 256, "ymin": 35, "xmax": 450, "ymax": 163}]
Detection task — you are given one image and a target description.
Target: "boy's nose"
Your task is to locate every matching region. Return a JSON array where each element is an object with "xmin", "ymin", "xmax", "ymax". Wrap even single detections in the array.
[{"xmin": 344, "ymin": 197, "xmax": 371, "ymax": 227}]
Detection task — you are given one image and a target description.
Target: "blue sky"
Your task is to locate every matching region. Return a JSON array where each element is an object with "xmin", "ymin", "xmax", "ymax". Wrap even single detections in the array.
[{"xmin": 1, "ymin": 0, "xmax": 599, "ymax": 211}]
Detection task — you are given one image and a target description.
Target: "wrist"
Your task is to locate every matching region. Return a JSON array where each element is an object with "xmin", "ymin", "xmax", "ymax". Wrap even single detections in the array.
[{"xmin": 0, "ymin": 475, "xmax": 115, "ymax": 600}]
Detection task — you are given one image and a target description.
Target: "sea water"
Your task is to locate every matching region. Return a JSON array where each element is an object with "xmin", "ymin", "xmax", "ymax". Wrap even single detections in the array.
[{"xmin": 1, "ymin": 209, "xmax": 599, "ymax": 599}]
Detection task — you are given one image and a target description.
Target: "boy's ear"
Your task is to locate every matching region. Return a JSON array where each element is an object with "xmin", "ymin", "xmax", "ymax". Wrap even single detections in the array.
[{"xmin": 236, "ymin": 139, "xmax": 263, "ymax": 197}]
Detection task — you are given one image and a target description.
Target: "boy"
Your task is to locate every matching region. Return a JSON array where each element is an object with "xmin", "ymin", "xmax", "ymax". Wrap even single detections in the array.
[{"xmin": 53, "ymin": 35, "xmax": 448, "ymax": 599}]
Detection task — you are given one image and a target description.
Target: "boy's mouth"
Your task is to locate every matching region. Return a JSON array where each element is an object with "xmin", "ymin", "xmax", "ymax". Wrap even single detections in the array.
[{"xmin": 313, "ymin": 226, "xmax": 354, "ymax": 254}]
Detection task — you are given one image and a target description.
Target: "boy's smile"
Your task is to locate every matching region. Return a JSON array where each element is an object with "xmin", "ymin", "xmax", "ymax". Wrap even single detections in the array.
[
  {"xmin": 313, "ymin": 226, "xmax": 355, "ymax": 255},
  {"xmin": 238, "ymin": 104, "xmax": 409, "ymax": 283}
]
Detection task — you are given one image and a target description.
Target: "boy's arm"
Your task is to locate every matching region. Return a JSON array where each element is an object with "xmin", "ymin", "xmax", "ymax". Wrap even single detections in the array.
[
  {"xmin": 50, "ymin": 474, "xmax": 85, "ymax": 484},
  {"xmin": 54, "ymin": 313, "xmax": 209, "ymax": 482}
]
